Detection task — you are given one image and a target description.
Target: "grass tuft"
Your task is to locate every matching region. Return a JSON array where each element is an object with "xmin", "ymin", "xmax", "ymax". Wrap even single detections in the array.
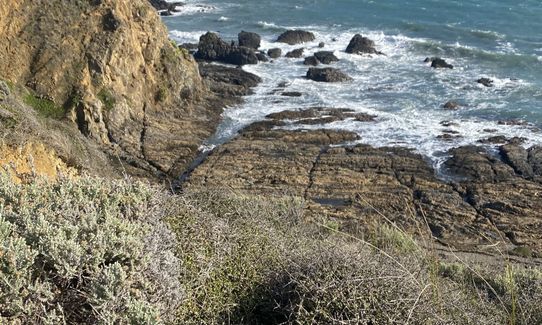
[{"xmin": 23, "ymin": 94, "xmax": 65, "ymax": 119}]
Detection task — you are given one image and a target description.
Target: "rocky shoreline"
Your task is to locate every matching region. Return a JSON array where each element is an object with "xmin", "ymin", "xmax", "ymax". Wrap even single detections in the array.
[{"xmin": 169, "ymin": 27, "xmax": 542, "ymax": 259}]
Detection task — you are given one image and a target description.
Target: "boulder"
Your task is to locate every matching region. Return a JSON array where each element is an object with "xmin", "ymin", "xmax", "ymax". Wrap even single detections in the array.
[
  {"xmin": 306, "ymin": 68, "xmax": 352, "ymax": 82},
  {"xmin": 276, "ymin": 30, "xmax": 316, "ymax": 45},
  {"xmin": 477, "ymin": 78, "xmax": 494, "ymax": 87},
  {"xmin": 318, "ymin": 42, "xmax": 325, "ymax": 48},
  {"xmin": 149, "ymin": 0, "xmax": 183, "ymax": 11},
  {"xmin": 429, "ymin": 58, "xmax": 454, "ymax": 69},
  {"xmin": 345, "ymin": 34, "xmax": 382, "ymax": 55},
  {"xmin": 238, "ymin": 31, "xmax": 261, "ymax": 49},
  {"xmin": 285, "ymin": 48, "xmax": 304, "ymax": 58},
  {"xmin": 195, "ymin": 32, "xmax": 258, "ymax": 65},
  {"xmin": 256, "ymin": 52, "xmax": 268, "ymax": 62},
  {"xmin": 314, "ymin": 51, "xmax": 339, "ymax": 64},
  {"xmin": 267, "ymin": 48, "xmax": 282, "ymax": 59},
  {"xmin": 303, "ymin": 56, "xmax": 319, "ymax": 66}
]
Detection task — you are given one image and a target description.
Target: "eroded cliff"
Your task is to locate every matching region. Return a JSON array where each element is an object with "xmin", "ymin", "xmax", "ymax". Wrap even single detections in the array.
[{"xmin": 0, "ymin": 0, "xmax": 219, "ymax": 177}]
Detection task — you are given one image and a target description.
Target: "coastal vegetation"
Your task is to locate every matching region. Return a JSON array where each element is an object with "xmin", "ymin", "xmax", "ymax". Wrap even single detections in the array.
[{"xmin": 1, "ymin": 173, "xmax": 541, "ymax": 324}]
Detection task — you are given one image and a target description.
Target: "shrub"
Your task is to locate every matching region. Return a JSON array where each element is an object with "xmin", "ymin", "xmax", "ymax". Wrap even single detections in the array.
[
  {"xmin": 97, "ymin": 88, "xmax": 116, "ymax": 111},
  {"xmin": 0, "ymin": 174, "xmax": 180, "ymax": 324},
  {"xmin": 23, "ymin": 93, "xmax": 65, "ymax": 119}
]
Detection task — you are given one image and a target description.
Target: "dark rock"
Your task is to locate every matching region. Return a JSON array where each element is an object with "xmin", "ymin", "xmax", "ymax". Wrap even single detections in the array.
[
  {"xmin": 477, "ymin": 78, "xmax": 494, "ymax": 87},
  {"xmin": 281, "ymin": 92, "xmax": 303, "ymax": 97},
  {"xmin": 199, "ymin": 63, "xmax": 262, "ymax": 97},
  {"xmin": 345, "ymin": 34, "xmax": 382, "ymax": 55},
  {"xmin": 444, "ymin": 146, "xmax": 515, "ymax": 182},
  {"xmin": 303, "ymin": 56, "xmax": 319, "ymax": 66},
  {"xmin": 256, "ymin": 52, "xmax": 268, "ymax": 62},
  {"xmin": 430, "ymin": 58, "xmax": 454, "ymax": 69},
  {"xmin": 226, "ymin": 47, "xmax": 259, "ymax": 65},
  {"xmin": 306, "ymin": 68, "xmax": 352, "ymax": 82},
  {"xmin": 160, "ymin": 10, "xmax": 173, "ymax": 16},
  {"xmin": 179, "ymin": 43, "xmax": 198, "ymax": 51},
  {"xmin": 285, "ymin": 48, "xmax": 305, "ymax": 58},
  {"xmin": 437, "ymin": 134, "xmax": 462, "ymax": 141},
  {"xmin": 478, "ymin": 136, "xmax": 508, "ymax": 144},
  {"xmin": 103, "ymin": 10, "xmax": 121, "ymax": 31},
  {"xmin": 276, "ymin": 30, "xmax": 316, "ymax": 45},
  {"xmin": 500, "ymin": 144, "xmax": 533, "ymax": 178},
  {"xmin": 149, "ymin": 0, "xmax": 183, "ymax": 11},
  {"xmin": 195, "ymin": 32, "xmax": 258, "ymax": 65},
  {"xmin": 318, "ymin": 42, "xmax": 325, "ymax": 48},
  {"xmin": 238, "ymin": 31, "xmax": 261, "ymax": 49},
  {"xmin": 314, "ymin": 51, "xmax": 339, "ymax": 64},
  {"xmin": 443, "ymin": 101, "xmax": 461, "ymax": 110},
  {"xmin": 267, "ymin": 48, "xmax": 282, "ymax": 59}
]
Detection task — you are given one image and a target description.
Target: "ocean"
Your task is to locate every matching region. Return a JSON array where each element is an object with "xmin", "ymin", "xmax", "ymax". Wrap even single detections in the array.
[{"xmin": 163, "ymin": 0, "xmax": 542, "ymax": 168}]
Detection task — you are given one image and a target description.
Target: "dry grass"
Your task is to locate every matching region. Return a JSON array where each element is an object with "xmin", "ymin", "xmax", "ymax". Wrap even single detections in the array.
[{"xmin": 1, "ymin": 174, "xmax": 541, "ymax": 324}]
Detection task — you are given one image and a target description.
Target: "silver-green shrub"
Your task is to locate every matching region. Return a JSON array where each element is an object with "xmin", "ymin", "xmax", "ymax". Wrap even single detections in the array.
[{"xmin": 0, "ymin": 174, "xmax": 180, "ymax": 324}]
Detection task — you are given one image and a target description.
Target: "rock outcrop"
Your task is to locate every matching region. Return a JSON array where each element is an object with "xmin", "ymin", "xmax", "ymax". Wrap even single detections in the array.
[
  {"xmin": 276, "ymin": 30, "xmax": 316, "ymax": 45},
  {"xmin": 0, "ymin": 0, "xmax": 222, "ymax": 178},
  {"xmin": 185, "ymin": 111, "xmax": 542, "ymax": 257},
  {"xmin": 346, "ymin": 34, "xmax": 383, "ymax": 55},
  {"xmin": 238, "ymin": 31, "xmax": 261, "ymax": 49},
  {"xmin": 306, "ymin": 68, "xmax": 352, "ymax": 82},
  {"xmin": 195, "ymin": 32, "xmax": 259, "ymax": 66},
  {"xmin": 314, "ymin": 51, "xmax": 339, "ymax": 64}
]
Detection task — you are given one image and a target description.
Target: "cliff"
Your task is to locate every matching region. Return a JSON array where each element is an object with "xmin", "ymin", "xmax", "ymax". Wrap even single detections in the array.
[{"xmin": 0, "ymin": 0, "xmax": 220, "ymax": 178}]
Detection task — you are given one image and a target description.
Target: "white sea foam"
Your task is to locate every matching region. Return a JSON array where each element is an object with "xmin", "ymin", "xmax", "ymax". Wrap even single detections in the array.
[
  {"xmin": 163, "ymin": 3, "xmax": 217, "ymax": 16},
  {"xmin": 169, "ymin": 30, "xmax": 207, "ymax": 43},
  {"xmin": 203, "ymin": 25, "xmax": 542, "ymax": 166}
]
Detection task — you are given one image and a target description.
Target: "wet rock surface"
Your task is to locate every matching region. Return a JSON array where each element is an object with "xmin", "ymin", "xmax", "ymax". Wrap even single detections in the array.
[
  {"xmin": 195, "ymin": 32, "xmax": 259, "ymax": 66},
  {"xmin": 285, "ymin": 48, "xmax": 305, "ymax": 58},
  {"xmin": 306, "ymin": 68, "xmax": 352, "ymax": 82},
  {"xmin": 199, "ymin": 63, "xmax": 262, "ymax": 98},
  {"xmin": 185, "ymin": 110, "xmax": 542, "ymax": 257},
  {"xmin": 346, "ymin": 34, "xmax": 383, "ymax": 55},
  {"xmin": 276, "ymin": 30, "xmax": 316, "ymax": 45}
]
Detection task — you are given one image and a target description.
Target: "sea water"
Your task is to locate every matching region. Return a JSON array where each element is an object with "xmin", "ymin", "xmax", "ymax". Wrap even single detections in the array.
[{"xmin": 163, "ymin": 0, "xmax": 542, "ymax": 168}]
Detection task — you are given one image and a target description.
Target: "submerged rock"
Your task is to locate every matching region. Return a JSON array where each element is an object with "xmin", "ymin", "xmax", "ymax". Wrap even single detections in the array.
[
  {"xmin": 306, "ymin": 68, "xmax": 352, "ymax": 82},
  {"xmin": 276, "ymin": 30, "xmax": 316, "ymax": 45},
  {"xmin": 443, "ymin": 101, "xmax": 461, "ymax": 110},
  {"xmin": 429, "ymin": 57, "xmax": 454, "ymax": 69},
  {"xmin": 477, "ymin": 78, "xmax": 494, "ymax": 87}
]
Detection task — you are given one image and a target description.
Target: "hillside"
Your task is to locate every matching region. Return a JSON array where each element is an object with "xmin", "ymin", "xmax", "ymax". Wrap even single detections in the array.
[{"xmin": 0, "ymin": 0, "xmax": 221, "ymax": 178}]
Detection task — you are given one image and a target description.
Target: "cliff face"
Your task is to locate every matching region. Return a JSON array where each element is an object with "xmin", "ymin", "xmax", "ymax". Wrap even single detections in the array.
[{"xmin": 0, "ymin": 0, "xmax": 217, "ymax": 177}]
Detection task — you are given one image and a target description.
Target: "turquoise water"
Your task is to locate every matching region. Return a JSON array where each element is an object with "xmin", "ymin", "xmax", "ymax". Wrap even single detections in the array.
[{"xmin": 163, "ymin": 0, "xmax": 542, "ymax": 165}]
